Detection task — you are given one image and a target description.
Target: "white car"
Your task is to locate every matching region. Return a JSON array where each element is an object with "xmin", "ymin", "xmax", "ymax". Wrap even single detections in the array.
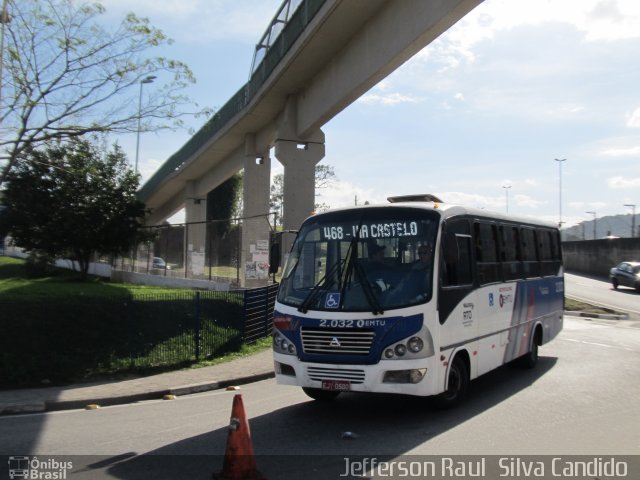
[{"xmin": 152, "ymin": 257, "xmax": 170, "ymax": 270}]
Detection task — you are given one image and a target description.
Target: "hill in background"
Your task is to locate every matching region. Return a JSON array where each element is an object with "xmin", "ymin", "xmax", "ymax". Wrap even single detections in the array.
[{"xmin": 563, "ymin": 213, "xmax": 639, "ymax": 241}]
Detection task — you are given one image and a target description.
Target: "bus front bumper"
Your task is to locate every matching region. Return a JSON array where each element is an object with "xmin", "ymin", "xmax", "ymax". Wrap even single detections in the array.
[{"xmin": 273, "ymin": 352, "xmax": 439, "ymax": 397}]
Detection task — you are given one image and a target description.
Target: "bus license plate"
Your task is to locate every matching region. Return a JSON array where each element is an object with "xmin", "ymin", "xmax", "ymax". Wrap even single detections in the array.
[{"xmin": 321, "ymin": 380, "xmax": 350, "ymax": 391}]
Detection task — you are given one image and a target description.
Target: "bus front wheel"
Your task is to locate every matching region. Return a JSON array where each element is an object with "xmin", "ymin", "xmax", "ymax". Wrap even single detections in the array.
[
  {"xmin": 302, "ymin": 387, "xmax": 341, "ymax": 401},
  {"xmin": 432, "ymin": 355, "xmax": 469, "ymax": 409}
]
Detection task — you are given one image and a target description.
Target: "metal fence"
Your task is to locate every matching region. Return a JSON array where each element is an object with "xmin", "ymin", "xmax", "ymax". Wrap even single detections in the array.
[
  {"xmin": 116, "ymin": 214, "xmax": 275, "ymax": 287},
  {"xmin": 0, "ymin": 284, "xmax": 278, "ymax": 387}
]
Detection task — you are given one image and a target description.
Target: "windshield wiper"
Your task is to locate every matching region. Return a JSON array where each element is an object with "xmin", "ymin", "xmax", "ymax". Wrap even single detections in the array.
[
  {"xmin": 351, "ymin": 260, "xmax": 384, "ymax": 315},
  {"xmin": 338, "ymin": 218, "xmax": 384, "ymax": 315},
  {"xmin": 298, "ymin": 258, "xmax": 346, "ymax": 313}
]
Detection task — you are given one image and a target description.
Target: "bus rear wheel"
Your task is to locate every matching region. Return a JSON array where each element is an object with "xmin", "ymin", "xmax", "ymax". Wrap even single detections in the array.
[
  {"xmin": 432, "ymin": 355, "xmax": 469, "ymax": 409},
  {"xmin": 519, "ymin": 328, "xmax": 541, "ymax": 369},
  {"xmin": 302, "ymin": 387, "xmax": 341, "ymax": 401}
]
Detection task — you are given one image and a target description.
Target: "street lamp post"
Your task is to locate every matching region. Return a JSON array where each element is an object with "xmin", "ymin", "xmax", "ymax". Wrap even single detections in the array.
[
  {"xmin": 0, "ymin": 0, "xmax": 11, "ymax": 124},
  {"xmin": 502, "ymin": 185, "xmax": 511, "ymax": 213},
  {"xmin": 586, "ymin": 211, "xmax": 596, "ymax": 240},
  {"xmin": 135, "ymin": 75, "xmax": 156, "ymax": 174},
  {"xmin": 554, "ymin": 158, "xmax": 566, "ymax": 229},
  {"xmin": 624, "ymin": 204, "xmax": 636, "ymax": 238}
]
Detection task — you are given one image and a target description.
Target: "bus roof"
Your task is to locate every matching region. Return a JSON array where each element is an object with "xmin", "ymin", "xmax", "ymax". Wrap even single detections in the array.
[{"xmin": 310, "ymin": 195, "xmax": 558, "ymax": 230}]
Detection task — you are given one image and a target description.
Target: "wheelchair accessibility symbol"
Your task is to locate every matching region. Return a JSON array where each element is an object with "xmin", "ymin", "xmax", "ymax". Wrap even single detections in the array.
[{"xmin": 324, "ymin": 292, "xmax": 341, "ymax": 309}]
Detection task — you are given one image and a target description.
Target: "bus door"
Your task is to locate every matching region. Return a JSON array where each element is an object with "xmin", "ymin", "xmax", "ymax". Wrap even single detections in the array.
[{"xmin": 439, "ymin": 218, "xmax": 474, "ymax": 324}]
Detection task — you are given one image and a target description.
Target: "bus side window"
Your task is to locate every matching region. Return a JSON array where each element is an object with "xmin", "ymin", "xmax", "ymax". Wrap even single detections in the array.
[
  {"xmin": 442, "ymin": 232, "xmax": 473, "ymax": 287},
  {"xmin": 500, "ymin": 225, "xmax": 522, "ymax": 281},
  {"xmin": 475, "ymin": 222, "xmax": 500, "ymax": 285},
  {"xmin": 538, "ymin": 229, "xmax": 553, "ymax": 276},
  {"xmin": 521, "ymin": 227, "xmax": 540, "ymax": 278}
]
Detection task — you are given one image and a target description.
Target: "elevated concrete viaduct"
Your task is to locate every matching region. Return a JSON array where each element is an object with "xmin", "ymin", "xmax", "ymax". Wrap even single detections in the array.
[{"xmin": 140, "ymin": 0, "xmax": 483, "ymax": 285}]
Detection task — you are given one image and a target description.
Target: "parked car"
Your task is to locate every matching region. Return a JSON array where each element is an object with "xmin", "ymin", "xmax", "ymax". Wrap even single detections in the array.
[
  {"xmin": 152, "ymin": 257, "xmax": 170, "ymax": 270},
  {"xmin": 609, "ymin": 261, "xmax": 640, "ymax": 292}
]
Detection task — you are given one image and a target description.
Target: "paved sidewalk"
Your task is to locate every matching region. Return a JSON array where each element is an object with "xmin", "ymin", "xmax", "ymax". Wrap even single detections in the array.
[{"xmin": 0, "ymin": 349, "xmax": 274, "ymax": 415}]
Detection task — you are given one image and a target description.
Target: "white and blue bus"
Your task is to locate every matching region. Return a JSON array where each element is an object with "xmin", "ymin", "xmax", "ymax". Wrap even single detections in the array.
[{"xmin": 272, "ymin": 195, "xmax": 564, "ymax": 407}]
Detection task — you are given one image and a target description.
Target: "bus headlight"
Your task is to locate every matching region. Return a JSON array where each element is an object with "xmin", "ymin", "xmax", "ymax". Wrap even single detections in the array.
[
  {"xmin": 394, "ymin": 344, "xmax": 407, "ymax": 356},
  {"xmin": 273, "ymin": 331, "xmax": 296, "ymax": 355},
  {"xmin": 407, "ymin": 337, "xmax": 424, "ymax": 353},
  {"xmin": 382, "ymin": 327, "xmax": 434, "ymax": 360}
]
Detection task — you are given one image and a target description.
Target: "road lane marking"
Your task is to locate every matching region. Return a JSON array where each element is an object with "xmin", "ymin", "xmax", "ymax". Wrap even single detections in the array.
[{"xmin": 563, "ymin": 338, "xmax": 639, "ymax": 352}]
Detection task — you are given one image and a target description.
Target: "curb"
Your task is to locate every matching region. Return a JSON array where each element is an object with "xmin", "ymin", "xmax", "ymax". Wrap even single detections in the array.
[
  {"xmin": 0, "ymin": 402, "xmax": 46, "ymax": 415},
  {"xmin": 0, "ymin": 372, "xmax": 276, "ymax": 416},
  {"xmin": 565, "ymin": 310, "xmax": 629, "ymax": 321}
]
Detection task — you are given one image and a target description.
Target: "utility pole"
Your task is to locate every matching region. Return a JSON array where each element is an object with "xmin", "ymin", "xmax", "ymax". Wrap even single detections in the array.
[
  {"xmin": 624, "ymin": 204, "xmax": 636, "ymax": 238},
  {"xmin": 555, "ymin": 159, "xmax": 566, "ymax": 229},
  {"xmin": 502, "ymin": 185, "xmax": 511, "ymax": 213},
  {"xmin": 0, "ymin": 0, "xmax": 10, "ymax": 126},
  {"xmin": 586, "ymin": 211, "xmax": 596, "ymax": 240},
  {"xmin": 135, "ymin": 75, "xmax": 156, "ymax": 173}
]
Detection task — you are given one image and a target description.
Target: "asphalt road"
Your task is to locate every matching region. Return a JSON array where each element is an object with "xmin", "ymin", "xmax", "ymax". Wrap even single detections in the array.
[
  {"xmin": 1, "ymin": 316, "xmax": 639, "ymax": 479},
  {"xmin": 565, "ymin": 272, "xmax": 640, "ymax": 318}
]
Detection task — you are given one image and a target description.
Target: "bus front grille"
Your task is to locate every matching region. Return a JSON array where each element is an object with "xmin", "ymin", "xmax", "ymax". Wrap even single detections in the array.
[
  {"xmin": 307, "ymin": 366, "xmax": 366, "ymax": 384},
  {"xmin": 300, "ymin": 328, "xmax": 375, "ymax": 355}
]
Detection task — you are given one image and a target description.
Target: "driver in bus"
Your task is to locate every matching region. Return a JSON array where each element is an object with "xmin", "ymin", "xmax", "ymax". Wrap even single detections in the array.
[
  {"xmin": 368, "ymin": 243, "xmax": 387, "ymax": 266},
  {"xmin": 413, "ymin": 244, "xmax": 433, "ymax": 271},
  {"xmin": 366, "ymin": 243, "xmax": 392, "ymax": 292},
  {"xmin": 390, "ymin": 244, "xmax": 433, "ymax": 303}
]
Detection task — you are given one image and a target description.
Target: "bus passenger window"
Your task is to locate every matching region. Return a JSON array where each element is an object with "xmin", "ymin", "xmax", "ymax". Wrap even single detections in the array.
[
  {"xmin": 475, "ymin": 222, "xmax": 500, "ymax": 285},
  {"xmin": 443, "ymin": 233, "xmax": 473, "ymax": 287},
  {"xmin": 500, "ymin": 225, "xmax": 522, "ymax": 280},
  {"xmin": 520, "ymin": 228, "xmax": 540, "ymax": 278}
]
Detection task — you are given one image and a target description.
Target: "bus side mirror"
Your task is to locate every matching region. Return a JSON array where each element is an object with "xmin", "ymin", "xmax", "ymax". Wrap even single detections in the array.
[{"xmin": 269, "ymin": 243, "xmax": 281, "ymax": 274}]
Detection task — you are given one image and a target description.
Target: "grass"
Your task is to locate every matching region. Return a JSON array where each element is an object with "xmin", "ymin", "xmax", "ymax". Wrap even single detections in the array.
[
  {"xmin": 190, "ymin": 337, "xmax": 272, "ymax": 369},
  {"xmin": 0, "ymin": 256, "xmax": 271, "ymax": 387},
  {"xmin": 564, "ymin": 297, "xmax": 614, "ymax": 315},
  {"xmin": 0, "ymin": 256, "xmax": 199, "ymax": 298}
]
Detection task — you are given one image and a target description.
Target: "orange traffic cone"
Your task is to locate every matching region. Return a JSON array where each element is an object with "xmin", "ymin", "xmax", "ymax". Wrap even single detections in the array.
[{"xmin": 214, "ymin": 394, "xmax": 265, "ymax": 480}]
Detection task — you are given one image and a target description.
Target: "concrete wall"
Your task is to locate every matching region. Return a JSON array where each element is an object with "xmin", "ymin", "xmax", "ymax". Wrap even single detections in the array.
[
  {"xmin": 563, "ymin": 238, "xmax": 640, "ymax": 278},
  {"xmin": 3, "ymin": 243, "xmax": 232, "ymax": 290},
  {"xmin": 111, "ymin": 270, "xmax": 230, "ymax": 291}
]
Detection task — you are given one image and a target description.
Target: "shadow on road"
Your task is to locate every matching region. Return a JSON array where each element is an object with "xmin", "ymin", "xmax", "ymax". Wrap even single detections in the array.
[{"xmin": 99, "ymin": 357, "xmax": 558, "ymax": 479}]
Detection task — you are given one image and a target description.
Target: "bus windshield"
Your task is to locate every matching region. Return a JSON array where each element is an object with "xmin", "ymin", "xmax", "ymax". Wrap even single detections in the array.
[{"xmin": 277, "ymin": 207, "xmax": 440, "ymax": 313}]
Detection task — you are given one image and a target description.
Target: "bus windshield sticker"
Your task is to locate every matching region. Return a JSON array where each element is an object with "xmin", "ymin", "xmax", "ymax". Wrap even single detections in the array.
[{"xmin": 324, "ymin": 292, "xmax": 341, "ymax": 309}]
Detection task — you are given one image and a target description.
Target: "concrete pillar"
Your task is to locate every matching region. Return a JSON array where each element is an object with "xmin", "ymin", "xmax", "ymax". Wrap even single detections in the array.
[
  {"xmin": 241, "ymin": 134, "xmax": 272, "ymax": 287},
  {"xmin": 184, "ymin": 180, "xmax": 207, "ymax": 278},
  {"xmin": 274, "ymin": 97, "xmax": 325, "ymax": 235}
]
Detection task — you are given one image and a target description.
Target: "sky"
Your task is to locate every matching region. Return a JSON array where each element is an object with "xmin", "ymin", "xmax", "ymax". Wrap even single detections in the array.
[{"xmin": 101, "ymin": 0, "xmax": 640, "ymax": 228}]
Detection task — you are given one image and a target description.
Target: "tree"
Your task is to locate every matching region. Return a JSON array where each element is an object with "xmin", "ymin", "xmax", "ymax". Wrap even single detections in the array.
[
  {"xmin": 0, "ymin": 138, "xmax": 150, "ymax": 278},
  {"xmin": 207, "ymin": 173, "xmax": 243, "ymax": 226},
  {"xmin": 270, "ymin": 164, "xmax": 338, "ymax": 226},
  {"xmin": 0, "ymin": 0, "xmax": 210, "ymax": 185},
  {"xmin": 206, "ymin": 173, "xmax": 243, "ymax": 266}
]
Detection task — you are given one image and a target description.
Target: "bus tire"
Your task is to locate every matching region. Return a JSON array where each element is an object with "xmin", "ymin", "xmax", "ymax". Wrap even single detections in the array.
[
  {"xmin": 302, "ymin": 387, "xmax": 341, "ymax": 401},
  {"xmin": 519, "ymin": 327, "xmax": 541, "ymax": 369},
  {"xmin": 432, "ymin": 355, "xmax": 469, "ymax": 409}
]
